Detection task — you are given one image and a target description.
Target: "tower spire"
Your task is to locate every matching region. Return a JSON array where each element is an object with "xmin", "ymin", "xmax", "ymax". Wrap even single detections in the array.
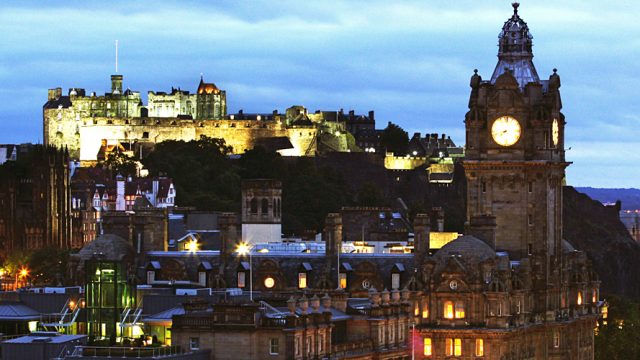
[{"xmin": 512, "ymin": 2, "xmax": 519, "ymax": 16}]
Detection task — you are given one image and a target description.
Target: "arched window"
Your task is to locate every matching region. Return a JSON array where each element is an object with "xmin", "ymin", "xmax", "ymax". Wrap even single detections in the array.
[
  {"xmin": 261, "ymin": 198, "xmax": 269, "ymax": 215},
  {"xmin": 444, "ymin": 301, "xmax": 454, "ymax": 319},
  {"xmin": 250, "ymin": 198, "xmax": 258, "ymax": 214}
]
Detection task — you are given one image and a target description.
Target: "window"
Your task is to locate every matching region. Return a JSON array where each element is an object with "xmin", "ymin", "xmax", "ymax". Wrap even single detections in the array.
[
  {"xmin": 261, "ymin": 198, "xmax": 269, "ymax": 214},
  {"xmin": 475, "ymin": 338, "xmax": 484, "ymax": 356},
  {"xmin": 481, "ymin": 181, "xmax": 487, "ymax": 193},
  {"xmin": 306, "ymin": 336, "xmax": 312, "ymax": 356},
  {"xmin": 516, "ymin": 300, "xmax": 521, "ymax": 314},
  {"xmin": 454, "ymin": 338, "xmax": 462, "ymax": 356},
  {"xmin": 553, "ymin": 330, "xmax": 560, "ymax": 348},
  {"xmin": 237, "ymin": 271, "xmax": 246, "ymax": 288},
  {"xmin": 142, "ymin": 131, "xmax": 149, "ymax": 139},
  {"xmin": 592, "ymin": 289, "xmax": 598, "ymax": 303},
  {"xmin": 422, "ymin": 303, "xmax": 429, "ymax": 319},
  {"xmin": 497, "ymin": 302, "xmax": 503, "ymax": 316},
  {"xmin": 295, "ymin": 337, "xmax": 301, "ymax": 356},
  {"xmin": 146, "ymin": 270, "xmax": 155, "ymax": 284},
  {"xmin": 423, "ymin": 338, "xmax": 432, "ymax": 356},
  {"xmin": 528, "ymin": 214, "xmax": 533, "ymax": 226},
  {"xmin": 318, "ymin": 333, "xmax": 324, "ymax": 353},
  {"xmin": 198, "ymin": 271, "xmax": 206, "ymax": 286},
  {"xmin": 528, "ymin": 243, "xmax": 533, "ymax": 255},
  {"xmin": 577, "ymin": 291, "xmax": 583, "ymax": 305},
  {"xmin": 250, "ymin": 198, "xmax": 258, "ymax": 214},
  {"xmin": 269, "ymin": 338, "xmax": 279, "ymax": 355},
  {"xmin": 455, "ymin": 301, "xmax": 465, "ymax": 319},
  {"xmin": 391, "ymin": 273, "xmax": 400, "ymax": 290},
  {"xmin": 445, "ymin": 338, "xmax": 453, "ymax": 356},
  {"xmin": 189, "ymin": 337, "xmax": 200, "ymax": 350},
  {"xmin": 298, "ymin": 272, "xmax": 307, "ymax": 289},
  {"xmin": 444, "ymin": 301, "xmax": 454, "ymax": 319},
  {"xmin": 339, "ymin": 273, "xmax": 347, "ymax": 289},
  {"xmin": 528, "ymin": 181, "xmax": 533, "ymax": 193}
]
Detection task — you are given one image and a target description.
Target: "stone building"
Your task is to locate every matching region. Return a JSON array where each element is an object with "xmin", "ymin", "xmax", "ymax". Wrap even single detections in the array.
[
  {"xmin": 44, "ymin": 75, "xmax": 364, "ymax": 163},
  {"xmin": 0, "ymin": 145, "xmax": 72, "ymax": 254}
]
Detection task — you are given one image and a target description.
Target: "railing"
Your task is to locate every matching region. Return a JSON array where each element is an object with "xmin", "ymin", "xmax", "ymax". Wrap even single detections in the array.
[
  {"xmin": 332, "ymin": 338, "xmax": 374, "ymax": 357},
  {"xmin": 69, "ymin": 345, "xmax": 186, "ymax": 358}
]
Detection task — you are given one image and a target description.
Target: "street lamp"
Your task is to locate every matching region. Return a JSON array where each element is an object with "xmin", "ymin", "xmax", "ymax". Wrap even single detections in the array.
[{"xmin": 236, "ymin": 243, "xmax": 253, "ymax": 302}]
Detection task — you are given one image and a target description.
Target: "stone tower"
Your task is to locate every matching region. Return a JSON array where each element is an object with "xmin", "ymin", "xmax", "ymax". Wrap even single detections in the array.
[
  {"xmin": 463, "ymin": 2, "xmax": 566, "ymax": 264},
  {"xmin": 240, "ymin": 179, "xmax": 282, "ymax": 244}
]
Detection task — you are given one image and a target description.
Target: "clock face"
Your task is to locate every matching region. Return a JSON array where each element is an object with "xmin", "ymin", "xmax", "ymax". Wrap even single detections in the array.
[
  {"xmin": 491, "ymin": 116, "xmax": 521, "ymax": 147},
  {"xmin": 449, "ymin": 280, "xmax": 458, "ymax": 290},
  {"xmin": 552, "ymin": 119, "xmax": 559, "ymax": 146}
]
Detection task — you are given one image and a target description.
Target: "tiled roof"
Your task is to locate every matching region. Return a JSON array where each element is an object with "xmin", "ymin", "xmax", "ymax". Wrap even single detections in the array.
[{"xmin": 0, "ymin": 302, "xmax": 40, "ymax": 320}]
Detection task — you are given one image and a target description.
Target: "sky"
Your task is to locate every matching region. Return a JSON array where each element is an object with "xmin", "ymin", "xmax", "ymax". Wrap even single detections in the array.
[{"xmin": 0, "ymin": 0, "xmax": 638, "ymax": 188}]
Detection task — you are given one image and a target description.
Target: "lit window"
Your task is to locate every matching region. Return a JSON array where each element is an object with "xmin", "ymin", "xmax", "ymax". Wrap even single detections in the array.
[
  {"xmin": 423, "ymin": 338, "xmax": 432, "ymax": 356},
  {"xmin": 264, "ymin": 276, "xmax": 275, "ymax": 289},
  {"xmin": 237, "ymin": 272, "xmax": 246, "ymax": 288},
  {"xmin": 298, "ymin": 273, "xmax": 307, "ymax": 289},
  {"xmin": 577, "ymin": 291, "xmax": 583, "ymax": 305},
  {"xmin": 444, "ymin": 301, "xmax": 454, "ymax": 319},
  {"xmin": 455, "ymin": 301, "xmax": 465, "ymax": 319},
  {"xmin": 454, "ymin": 338, "xmax": 462, "ymax": 356},
  {"xmin": 269, "ymin": 338, "xmax": 279, "ymax": 355},
  {"xmin": 391, "ymin": 273, "xmax": 400, "ymax": 290},
  {"xmin": 422, "ymin": 303, "xmax": 429, "ymax": 319},
  {"xmin": 446, "ymin": 338, "xmax": 453, "ymax": 356},
  {"xmin": 414, "ymin": 303, "xmax": 420, "ymax": 317},
  {"xmin": 592, "ymin": 289, "xmax": 597, "ymax": 303},
  {"xmin": 339, "ymin": 273, "xmax": 347, "ymax": 289},
  {"xmin": 475, "ymin": 338, "xmax": 484, "ymax": 356}
]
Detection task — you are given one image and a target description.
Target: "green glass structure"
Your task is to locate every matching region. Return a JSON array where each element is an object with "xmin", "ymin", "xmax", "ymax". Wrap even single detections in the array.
[{"xmin": 85, "ymin": 259, "xmax": 135, "ymax": 343}]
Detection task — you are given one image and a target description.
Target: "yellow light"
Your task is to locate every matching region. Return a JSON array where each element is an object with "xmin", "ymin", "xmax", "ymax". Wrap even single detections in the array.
[
  {"xmin": 69, "ymin": 300, "xmax": 76, "ymax": 309},
  {"xmin": 19, "ymin": 268, "xmax": 29, "ymax": 277},
  {"xmin": 454, "ymin": 338, "xmax": 462, "ymax": 356},
  {"xmin": 475, "ymin": 339, "xmax": 484, "ymax": 356},
  {"xmin": 422, "ymin": 309, "xmax": 429, "ymax": 319},
  {"xmin": 444, "ymin": 301, "xmax": 454, "ymax": 319},
  {"xmin": 236, "ymin": 243, "xmax": 250, "ymax": 255},
  {"xmin": 0, "ymin": 269, "xmax": 5, "ymax": 277},
  {"xmin": 423, "ymin": 338, "xmax": 432, "ymax": 356},
  {"xmin": 185, "ymin": 240, "xmax": 199, "ymax": 252},
  {"xmin": 264, "ymin": 277, "xmax": 275, "ymax": 288},
  {"xmin": 577, "ymin": 292, "xmax": 583, "ymax": 305}
]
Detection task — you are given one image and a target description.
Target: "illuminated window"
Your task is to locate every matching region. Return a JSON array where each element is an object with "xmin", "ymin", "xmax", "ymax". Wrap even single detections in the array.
[
  {"xmin": 592, "ymin": 289, "xmax": 597, "ymax": 303},
  {"xmin": 423, "ymin": 338, "xmax": 432, "ymax": 356},
  {"xmin": 264, "ymin": 276, "xmax": 275, "ymax": 289},
  {"xmin": 561, "ymin": 292, "xmax": 566, "ymax": 308},
  {"xmin": 577, "ymin": 291, "xmax": 583, "ymax": 305},
  {"xmin": 455, "ymin": 301, "xmax": 465, "ymax": 319},
  {"xmin": 237, "ymin": 271, "xmax": 246, "ymax": 288},
  {"xmin": 454, "ymin": 338, "xmax": 462, "ymax": 356},
  {"xmin": 475, "ymin": 338, "xmax": 484, "ymax": 356},
  {"xmin": 391, "ymin": 273, "xmax": 400, "ymax": 290},
  {"xmin": 339, "ymin": 273, "xmax": 347, "ymax": 289},
  {"xmin": 444, "ymin": 301, "xmax": 454, "ymax": 319},
  {"xmin": 445, "ymin": 338, "xmax": 453, "ymax": 356},
  {"xmin": 422, "ymin": 303, "xmax": 429, "ymax": 319},
  {"xmin": 298, "ymin": 273, "xmax": 307, "ymax": 289},
  {"xmin": 414, "ymin": 303, "xmax": 420, "ymax": 317}
]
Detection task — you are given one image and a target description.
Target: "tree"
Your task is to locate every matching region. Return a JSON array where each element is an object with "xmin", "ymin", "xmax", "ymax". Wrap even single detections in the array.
[
  {"xmin": 380, "ymin": 122, "xmax": 409, "ymax": 155},
  {"xmin": 101, "ymin": 151, "xmax": 138, "ymax": 178}
]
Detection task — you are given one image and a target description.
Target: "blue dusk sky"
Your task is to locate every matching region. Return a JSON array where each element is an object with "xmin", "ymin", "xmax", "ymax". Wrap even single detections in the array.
[{"xmin": 0, "ymin": 1, "xmax": 638, "ymax": 188}]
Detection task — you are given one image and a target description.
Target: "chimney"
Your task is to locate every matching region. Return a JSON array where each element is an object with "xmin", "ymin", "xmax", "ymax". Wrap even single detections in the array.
[
  {"xmin": 331, "ymin": 290, "xmax": 348, "ymax": 312},
  {"xmin": 218, "ymin": 212, "xmax": 239, "ymax": 260},
  {"xmin": 310, "ymin": 295, "xmax": 321, "ymax": 313},
  {"xmin": 55, "ymin": 87, "xmax": 62, "ymax": 99},
  {"xmin": 368, "ymin": 110, "xmax": 375, "ymax": 123},
  {"xmin": 321, "ymin": 293, "xmax": 332, "ymax": 309},
  {"xmin": 287, "ymin": 296, "xmax": 297, "ymax": 315},
  {"xmin": 298, "ymin": 295, "xmax": 309, "ymax": 315},
  {"xmin": 432, "ymin": 207, "xmax": 445, "ymax": 232},
  {"xmin": 348, "ymin": 110, "xmax": 355, "ymax": 120},
  {"xmin": 413, "ymin": 213, "xmax": 430, "ymax": 266},
  {"xmin": 466, "ymin": 215, "xmax": 497, "ymax": 249},
  {"xmin": 323, "ymin": 213, "xmax": 342, "ymax": 287},
  {"xmin": 48, "ymin": 88, "xmax": 60, "ymax": 101}
]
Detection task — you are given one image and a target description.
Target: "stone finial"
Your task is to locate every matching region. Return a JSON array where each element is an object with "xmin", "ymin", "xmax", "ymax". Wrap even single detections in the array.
[
  {"xmin": 299, "ymin": 295, "xmax": 309, "ymax": 314},
  {"xmin": 310, "ymin": 295, "xmax": 321, "ymax": 313},
  {"xmin": 381, "ymin": 288, "xmax": 390, "ymax": 305},
  {"xmin": 391, "ymin": 289, "xmax": 400, "ymax": 303},
  {"xmin": 287, "ymin": 296, "xmax": 297, "ymax": 315},
  {"xmin": 321, "ymin": 293, "xmax": 332, "ymax": 309},
  {"xmin": 369, "ymin": 287, "xmax": 381, "ymax": 307},
  {"xmin": 401, "ymin": 287, "xmax": 411, "ymax": 301}
]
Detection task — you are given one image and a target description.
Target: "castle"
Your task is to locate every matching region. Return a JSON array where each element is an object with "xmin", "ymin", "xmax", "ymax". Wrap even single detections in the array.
[{"xmin": 43, "ymin": 76, "xmax": 364, "ymax": 163}]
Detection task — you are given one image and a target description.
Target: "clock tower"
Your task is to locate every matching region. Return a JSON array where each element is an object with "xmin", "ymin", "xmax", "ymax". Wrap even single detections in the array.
[{"xmin": 463, "ymin": 1, "xmax": 568, "ymax": 269}]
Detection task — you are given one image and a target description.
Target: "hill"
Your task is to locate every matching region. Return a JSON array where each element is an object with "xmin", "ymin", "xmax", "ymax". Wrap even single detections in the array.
[{"xmin": 576, "ymin": 187, "xmax": 640, "ymax": 210}]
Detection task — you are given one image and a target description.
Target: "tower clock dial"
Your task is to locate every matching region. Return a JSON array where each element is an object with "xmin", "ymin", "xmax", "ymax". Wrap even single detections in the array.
[
  {"xmin": 552, "ymin": 118, "xmax": 559, "ymax": 146},
  {"xmin": 491, "ymin": 116, "xmax": 521, "ymax": 146}
]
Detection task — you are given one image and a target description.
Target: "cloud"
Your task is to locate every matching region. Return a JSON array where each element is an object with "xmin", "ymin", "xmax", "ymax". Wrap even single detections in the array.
[{"xmin": 0, "ymin": 0, "xmax": 638, "ymax": 187}]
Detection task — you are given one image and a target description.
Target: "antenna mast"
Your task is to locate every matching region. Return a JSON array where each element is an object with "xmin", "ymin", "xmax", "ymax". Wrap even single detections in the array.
[{"xmin": 115, "ymin": 40, "xmax": 119, "ymax": 73}]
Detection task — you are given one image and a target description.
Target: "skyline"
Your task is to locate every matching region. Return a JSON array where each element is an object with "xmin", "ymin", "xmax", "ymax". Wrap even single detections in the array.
[{"xmin": 0, "ymin": 1, "xmax": 638, "ymax": 187}]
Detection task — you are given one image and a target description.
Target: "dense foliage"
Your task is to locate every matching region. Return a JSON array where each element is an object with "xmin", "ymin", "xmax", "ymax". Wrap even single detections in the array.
[
  {"xmin": 141, "ymin": 136, "xmax": 387, "ymax": 234},
  {"xmin": 380, "ymin": 122, "xmax": 409, "ymax": 155},
  {"xmin": 595, "ymin": 296, "xmax": 640, "ymax": 359}
]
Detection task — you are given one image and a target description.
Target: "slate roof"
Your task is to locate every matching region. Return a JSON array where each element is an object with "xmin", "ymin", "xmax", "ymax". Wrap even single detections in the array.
[
  {"xmin": 0, "ymin": 302, "xmax": 40, "ymax": 321},
  {"xmin": 43, "ymin": 96, "xmax": 72, "ymax": 109}
]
